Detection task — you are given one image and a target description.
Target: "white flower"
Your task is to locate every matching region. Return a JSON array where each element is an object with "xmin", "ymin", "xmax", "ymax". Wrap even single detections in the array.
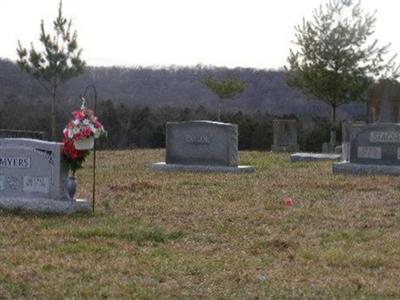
[
  {"xmin": 83, "ymin": 119, "xmax": 90, "ymax": 125},
  {"xmin": 72, "ymin": 127, "xmax": 80, "ymax": 135},
  {"xmin": 73, "ymin": 119, "xmax": 80, "ymax": 126},
  {"xmin": 68, "ymin": 129, "xmax": 74, "ymax": 139}
]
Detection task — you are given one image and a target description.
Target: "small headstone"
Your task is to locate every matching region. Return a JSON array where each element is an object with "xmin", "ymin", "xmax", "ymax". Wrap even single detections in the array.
[
  {"xmin": 367, "ymin": 80, "xmax": 400, "ymax": 123},
  {"xmin": 152, "ymin": 121, "xmax": 254, "ymax": 173},
  {"xmin": 321, "ymin": 142, "xmax": 335, "ymax": 154},
  {"xmin": 0, "ymin": 138, "xmax": 89, "ymax": 213},
  {"xmin": 271, "ymin": 119, "xmax": 299, "ymax": 153},
  {"xmin": 341, "ymin": 121, "xmax": 366, "ymax": 161}
]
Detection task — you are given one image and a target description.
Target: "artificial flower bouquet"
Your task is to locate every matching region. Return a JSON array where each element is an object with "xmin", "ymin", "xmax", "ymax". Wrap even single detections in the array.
[
  {"xmin": 63, "ymin": 108, "xmax": 106, "ymax": 142},
  {"xmin": 62, "ymin": 106, "xmax": 106, "ymax": 175}
]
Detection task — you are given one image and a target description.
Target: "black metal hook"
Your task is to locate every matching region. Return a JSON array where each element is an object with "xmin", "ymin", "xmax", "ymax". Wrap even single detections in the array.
[{"xmin": 80, "ymin": 84, "xmax": 98, "ymax": 214}]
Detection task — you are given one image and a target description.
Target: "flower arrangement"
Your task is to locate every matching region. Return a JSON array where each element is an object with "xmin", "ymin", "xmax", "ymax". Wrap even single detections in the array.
[
  {"xmin": 62, "ymin": 104, "xmax": 106, "ymax": 175},
  {"xmin": 63, "ymin": 108, "xmax": 106, "ymax": 141}
]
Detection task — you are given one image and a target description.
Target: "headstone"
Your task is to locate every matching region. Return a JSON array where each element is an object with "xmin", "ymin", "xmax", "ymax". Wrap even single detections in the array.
[
  {"xmin": 341, "ymin": 121, "xmax": 366, "ymax": 161},
  {"xmin": 367, "ymin": 80, "xmax": 400, "ymax": 123},
  {"xmin": 152, "ymin": 121, "xmax": 254, "ymax": 173},
  {"xmin": 333, "ymin": 123, "xmax": 400, "ymax": 175},
  {"xmin": 322, "ymin": 142, "xmax": 335, "ymax": 154},
  {"xmin": 0, "ymin": 138, "xmax": 89, "ymax": 213},
  {"xmin": 271, "ymin": 120, "xmax": 299, "ymax": 152}
]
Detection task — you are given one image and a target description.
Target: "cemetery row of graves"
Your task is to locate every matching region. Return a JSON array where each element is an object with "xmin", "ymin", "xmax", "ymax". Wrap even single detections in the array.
[
  {"xmin": 1, "ymin": 0, "xmax": 400, "ymax": 296},
  {"xmin": 0, "ymin": 79, "xmax": 399, "ymax": 214}
]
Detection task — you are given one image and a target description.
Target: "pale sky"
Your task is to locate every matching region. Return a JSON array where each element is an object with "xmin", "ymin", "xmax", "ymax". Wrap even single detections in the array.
[{"xmin": 1, "ymin": 0, "xmax": 399, "ymax": 69}]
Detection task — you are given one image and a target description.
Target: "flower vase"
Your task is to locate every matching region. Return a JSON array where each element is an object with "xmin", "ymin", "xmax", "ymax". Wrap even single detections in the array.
[
  {"xmin": 67, "ymin": 176, "xmax": 77, "ymax": 201},
  {"xmin": 75, "ymin": 136, "xmax": 94, "ymax": 150}
]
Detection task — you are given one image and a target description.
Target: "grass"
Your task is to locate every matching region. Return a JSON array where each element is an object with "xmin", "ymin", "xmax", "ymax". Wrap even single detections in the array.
[{"xmin": 1, "ymin": 149, "xmax": 400, "ymax": 299}]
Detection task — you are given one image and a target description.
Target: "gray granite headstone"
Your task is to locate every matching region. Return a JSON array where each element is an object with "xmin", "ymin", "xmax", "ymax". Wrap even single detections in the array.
[
  {"xmin": 0, "ymin": 138, "xmax": 89, "ymax": 213},
  {"xmin": 349, "ymin": 123, "xmax": 400, "ymax": 165},
  {"xmin": 271, "ymin": 119, "xmax": 299, "ymax": 152},
  {"xmin": 333, "ymin": 123, "xmax": 400, "ymax": 175},
  {"xmin": 152, "ymin": 121, "xmax": 254, "ymax": 173}
]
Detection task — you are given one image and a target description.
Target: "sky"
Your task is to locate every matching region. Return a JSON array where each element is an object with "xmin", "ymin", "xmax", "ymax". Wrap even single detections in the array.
[{"xmin": 1, "ymin": 0, "xmax": 399, "ymax": 70}]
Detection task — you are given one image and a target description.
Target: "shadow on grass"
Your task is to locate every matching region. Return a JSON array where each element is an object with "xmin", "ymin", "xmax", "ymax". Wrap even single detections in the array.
[
  {"xmin": 0, "ymin": 208, "xmax": 94, "ymax": 219},
  {"xmin": 72, "ymin": 227, "xmax": 185, "ymax": 245}
]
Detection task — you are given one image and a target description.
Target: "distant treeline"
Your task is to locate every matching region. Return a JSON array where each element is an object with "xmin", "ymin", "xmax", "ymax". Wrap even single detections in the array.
[
  {"xmin": 0, "ymin": 93, "xmax": 338, "ymax": 152},
  {"xmin": 95, "ymin": 100, "xmax": 340, "ymax": 152},
  {"xmin": 0, "ymin": 58, "xmax": 365, "ymax": 120},
  {"xmin": 0, "ymin": 57, "xmax": 359, "ymax": 150}
]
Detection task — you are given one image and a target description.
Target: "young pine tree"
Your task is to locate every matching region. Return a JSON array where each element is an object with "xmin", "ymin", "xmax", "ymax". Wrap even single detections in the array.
[
  {"xmin": 17, "ymin": 0, "xmax": 85, "ymax": 141},
  {"xmin": 203, "ymin": 74, "xmax": 245, "ymax": 122}
]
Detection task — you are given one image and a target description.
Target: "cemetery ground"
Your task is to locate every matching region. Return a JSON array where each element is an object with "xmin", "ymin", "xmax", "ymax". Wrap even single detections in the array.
[{"xmin": 0, "ymin": 150, "xmax": 399, "ymax": 299}]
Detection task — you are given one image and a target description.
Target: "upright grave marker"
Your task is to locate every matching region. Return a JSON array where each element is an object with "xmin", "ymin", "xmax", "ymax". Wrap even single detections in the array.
[
  {"xmin": 367, "ymin": 80, "xmax": 400, "ymax": 123},
  {"xmin": 0, "ymin": 138, "xmax": 89, "ymax": 213},
  {"xmin": 271, "ymin": 119, "xmax": 299, "ymax": 153},
  {"xmin": 152, "ymin": 121, "xmax": 254, "ymax": 173},
  {"xmin": 335, "ymin": 81, "xmax": 400, "ymax": 175},
  {"xmin": 341, "ymin": 121, "xmax": 366, "ymax": 161},
  {"xmin": 333, "ymin": 123, "xmax": 400, "ymax": 175}
]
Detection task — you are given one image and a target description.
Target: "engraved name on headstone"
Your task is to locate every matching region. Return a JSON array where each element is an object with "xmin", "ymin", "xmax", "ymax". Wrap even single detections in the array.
[
  {"xmin": 357, "ymin": 146, "xmax": 382, "ymax": 159},
  {"xmin": 23, "ymin": 176, "xmax": 50, "ymax": 194},
  {"xmin": 184, "ymin": 134, "xmax": 210, "ymax": 145},
  {"xmin": 370, "ymin": 131, "xmax": 400, "ymax": 143},
  {"xmin": 0, "ymin": 157, "xmax": 31, "ymax": 168}
]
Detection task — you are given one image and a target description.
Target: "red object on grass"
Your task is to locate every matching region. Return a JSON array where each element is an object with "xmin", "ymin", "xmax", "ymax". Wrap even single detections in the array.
[{"xmin": 283, "ymin": 197, "xmax": 295, "ymax": 207}]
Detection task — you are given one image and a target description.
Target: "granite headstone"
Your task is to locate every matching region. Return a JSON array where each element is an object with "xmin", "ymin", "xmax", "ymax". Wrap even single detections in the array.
[
  {"xmin": 271, "ymin": 119, "xmax": 299, "ymax": 152},
  {"xmin": 367, "ymin": 80, "xmax": 400, "ymax": 123},
  {"xmin": 341, "ymin": 121, "xmax": 366, "ymax": 161},
  {"xmin": 0, "ymin": 138, "xmax": 89, "ymax": 213},
  {"xmin": 333, "ymin": 123, "xmax": 400, "ymax": 175},
  {"xmin": 152, "ymin": 121, "xmax": 254, "ymax": 172}
]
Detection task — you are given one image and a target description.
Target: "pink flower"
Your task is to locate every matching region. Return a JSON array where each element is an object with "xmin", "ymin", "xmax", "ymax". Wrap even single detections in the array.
[
  {"xmin": 93, "ymin": 119, "xmax": 102, "ymax": 129},
  {"xmin": 74, "ymin": 132, "xmax": 83, "ymax": 141},
  {"xmin": 72, "ymin": 111, "xmax": 85, "ymax": 121},
  {"xmin": 82, "ymin": 126, "xmax": 93, "ymax": 137},
  {"xmin": 283, "ymin": 197, "xmax": 295, "ymax": 207}
]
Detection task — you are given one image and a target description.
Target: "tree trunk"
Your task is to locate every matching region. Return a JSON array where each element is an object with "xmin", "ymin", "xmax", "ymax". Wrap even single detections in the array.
[
  {"xmin": 330, "ymin": 105, "xmax": 337, "ymax": 150},
  {"xmin": 51, "ymin": 85, "xmax": 57, "ymax": 141},
  {"xmin": 217, "ymin": 98, "xmax": 222, "ymax": 122}
]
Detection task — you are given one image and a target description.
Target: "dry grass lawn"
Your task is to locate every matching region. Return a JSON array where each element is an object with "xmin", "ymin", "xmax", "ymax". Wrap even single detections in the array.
[{"xmin": 1, "ymin": 149, "xmax": 400, "ymax": 299}]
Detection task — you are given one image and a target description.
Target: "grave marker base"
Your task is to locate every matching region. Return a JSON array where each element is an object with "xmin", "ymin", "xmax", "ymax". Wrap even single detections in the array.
[
  {"xmin": 151, "ymin": 162, "xmax": 255, "ymax": 173},
  {"xmin": 333, "ymin": 162, "xmax": 400, "ymax": 176},
  {"xmin": 0, "ymin": 197, "xmax": 90, "ymax": 214}
]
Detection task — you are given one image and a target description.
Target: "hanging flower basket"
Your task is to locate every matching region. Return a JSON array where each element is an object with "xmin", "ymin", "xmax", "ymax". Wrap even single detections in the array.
[
  {"xmin": 62, "ymin": 101, "xmax": 107, "ymax": 176},
  {"xmin": 75, "ymin": 136, "xmax": 95, "ymax": 150}
]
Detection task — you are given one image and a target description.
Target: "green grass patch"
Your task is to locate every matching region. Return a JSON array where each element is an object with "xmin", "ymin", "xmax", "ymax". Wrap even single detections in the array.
[{"xmin": 0, "ymin": 150, "xmax": 399, "ymax": 298}]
